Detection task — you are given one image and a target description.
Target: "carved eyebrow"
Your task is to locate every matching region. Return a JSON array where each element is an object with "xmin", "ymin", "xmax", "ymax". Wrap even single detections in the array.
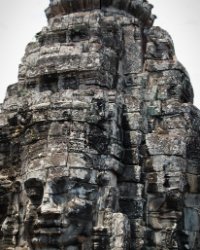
[
  {"xmin": 24, "ymin": 178, "xmax": 44, "ymax": 189},
  {"xmin": 51, "ymin": 178, "xmax": 96, "ymax": 196},
  {"xmin": 51, "ymin": 177, "xmax": 71, "ymax": 192}
]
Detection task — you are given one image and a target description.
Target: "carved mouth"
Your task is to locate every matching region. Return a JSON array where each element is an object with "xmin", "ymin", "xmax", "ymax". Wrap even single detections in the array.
[
  {"xmin": 32, "ymin": 235, "xmax": 61, "ymax": 247},
  {"xmin": 32, "ymin": 218, "xmax": 84, "ymax": 247},
  {"xmin": 32, "ymin": 223, "xmax": 78, "ymax": 247},
  {"xmin": 34, "ymin": 219, "xmax": 62, "ymax": 229},
  {"xmin": 32, "ymin": 233, "xmax": 79, "ymax": 248},
  {"xmin": 34, "ymin": 227, "xmax": 62, "ymax": 236},
  {"xmin": 32, "ymin": 219, "xmax": 62, "ymax": 246}
]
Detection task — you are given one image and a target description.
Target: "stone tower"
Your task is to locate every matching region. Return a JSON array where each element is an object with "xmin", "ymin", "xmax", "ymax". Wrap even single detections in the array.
[{"xmin": 0, "ymin": 0, "xmax": 200, "ymax": 249}]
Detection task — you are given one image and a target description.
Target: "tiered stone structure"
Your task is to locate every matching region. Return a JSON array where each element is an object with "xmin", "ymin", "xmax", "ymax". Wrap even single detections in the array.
[{"xmin": 0, "ymin": 0, "xmax": 200, "ymax": 249}]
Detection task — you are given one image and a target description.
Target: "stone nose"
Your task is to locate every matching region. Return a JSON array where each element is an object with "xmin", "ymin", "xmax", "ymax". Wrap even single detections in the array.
[{"xmin": 38, "ymin": 192, "xmax": 61, "ymax": 216}]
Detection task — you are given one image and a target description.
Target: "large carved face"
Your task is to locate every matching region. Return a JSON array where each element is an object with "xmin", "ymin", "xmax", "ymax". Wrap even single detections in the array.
[
  {"xmin": 20, "ymin": 136, "xmax": 99, "ymax": 249},
  {"xmin": 23, "ymin": 170, "xmax": 98, "ymax": 249},
  {"xmin": 15, "ymin": 84, "xmax": 122, "ymax": 249}
]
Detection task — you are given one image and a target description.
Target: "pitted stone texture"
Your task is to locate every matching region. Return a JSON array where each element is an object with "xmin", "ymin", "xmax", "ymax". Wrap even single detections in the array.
[
  {"xmin": 45, "ymin": 0, "xmax": 155, "ymax": 27},
  {"xmin": 0, "ymin": 0, "xmax": 200, "ymax": 250}
]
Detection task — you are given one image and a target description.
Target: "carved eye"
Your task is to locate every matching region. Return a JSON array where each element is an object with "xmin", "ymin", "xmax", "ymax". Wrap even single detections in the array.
[
  {"xmin": 24, "ymin": 178, "xmax": 44, "ymax": 204},
  {"xmin": 52, "ymin": 177, "xmax": 68, "ymax": 194},
  {"xmin": 70, "ymin": 26, "xmax": 89, "ymax": 41},
  {"xmin": 50, "ymin": 177, "xmax": 69, "ymax": 205}
]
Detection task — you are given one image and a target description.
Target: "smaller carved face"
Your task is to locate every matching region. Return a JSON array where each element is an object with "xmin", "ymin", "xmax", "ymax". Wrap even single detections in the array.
[
  {"xmin": 0, "ymin": 180, "xmax": 21, "ymax": 247},
  {"xmin": 0, "ymin": 184, "xmax": 10, "ymax": 227},
  {"xmin": 24, "ymin": 174, "xmax": 98, "ymax": 249}
]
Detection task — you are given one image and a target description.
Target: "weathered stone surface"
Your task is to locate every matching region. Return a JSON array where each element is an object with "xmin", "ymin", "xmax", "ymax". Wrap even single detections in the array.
[{"xmin": 0, "ymin": 0, "xmax": 200, "ymax": 249}]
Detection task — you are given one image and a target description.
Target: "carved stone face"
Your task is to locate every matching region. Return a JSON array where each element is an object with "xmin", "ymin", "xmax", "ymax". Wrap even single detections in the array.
[
  {"xmin": 16, "ymin": 86, "xmax": 121, "ymax": 249},
  {"xmin": 24, "ymin": 172, "xmax": 98, "ymax": 249}
]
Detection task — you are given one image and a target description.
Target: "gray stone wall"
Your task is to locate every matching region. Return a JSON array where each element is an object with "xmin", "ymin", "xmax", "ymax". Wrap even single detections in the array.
[{"xmin": 0, "ymin": 1, "xmax": 199, "ymax": 249}]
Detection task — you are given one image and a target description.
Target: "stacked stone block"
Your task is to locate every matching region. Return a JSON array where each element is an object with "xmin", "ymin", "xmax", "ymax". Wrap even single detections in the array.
[{"xmin": 0, "ymin": 1, "xmax": 200, "ymax": 250}]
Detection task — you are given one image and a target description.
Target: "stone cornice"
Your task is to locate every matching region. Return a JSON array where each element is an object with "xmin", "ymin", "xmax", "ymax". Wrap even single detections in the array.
[{"xmin": 45, "ymin": 0, "xmax": 155, "ymax": 27}]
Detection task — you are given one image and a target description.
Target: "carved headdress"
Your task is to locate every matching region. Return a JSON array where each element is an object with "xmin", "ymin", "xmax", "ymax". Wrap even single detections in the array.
[{"xmin": 0, "ymin": 0, "xmax": 199, "ymax": 249}]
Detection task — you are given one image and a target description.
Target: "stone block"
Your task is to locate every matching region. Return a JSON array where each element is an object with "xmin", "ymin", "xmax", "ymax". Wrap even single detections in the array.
[
  {"xmin": 122, "ymin": 112, "xmax": 144, "ymax": 131},
  {"xmin": 123, "ymin": 25, "xmax": 143, "ymax": 74},
  {"xmin": 119, "ymin": 165, "xmax": 141, "ymax": 182},
  {"xmin": 122, "ymin": 147, "xmax": 140, "ymax": 165},
  {"xmin": 187, "ymin": 173, "xmax": 200, "ymax": 193},
  {"xmin": 69, "ymin": 168, "xmax": 97, "ymax": 184},
  {"xmin": 123, "ymin": 130, "xmax": 143, "ymax": 147},
  {"xmin": 147, "ymin": 194, "xmax": 165, "ymax": 212},
  {"xmin": 144, "ymin": 84, "xmax": 158, "ymax": 101},
  {"xmin": 111, "ymin": 213, "xmax": 130, "ymax": 248},
  {"xmin": 108, "ymin": 143, "xmax": 123, "ymax": 160},
  {"xmin": 186, "ymin": 136, "xmax": 200, "ymax": 161},
  {"xmin": 124, "ymin": 94, "xmax": 142, "ymax": 112},
  {"xmin": 157, "ymin": 84, "xmax": 168, "ymax": 100},
  {"xmin": 184, "ymin": 194, "xmax": 200, "ymax": 208},
  {"xmin": 147, "ymin": 211, "xmax": 181, "ymax": 230},
  {"xmin": 146, "ymin": 133, "xmax": 186, "ymax": 156},
  {"xmin": 120, "ymin": 199, "xmax": 144, "ymax": 219},
  {"xmin": 187, "ymin": 159, "xmax": 200, "ymax": 175},
  {"xmin": 119, "ymin": 183, "xmax": 143, "ymax": 199},
  {"xmin": 146, "ymin": 172, "xmax": 164, "ymax": 184},
  {"xmin": 162, "ymin": 114, "xmax": 188, "ymax": 130},
  {"xmin": 146, "ymin": 182, "xmax": 165, "ymax": 193},
  {"xmin": 145, "ymin": 155, "xmax": 186, "ymax": 173},
  {"xmin": 184, "ymin": 208, "xmax": 199, "ymax": 232},
  {"xmin": 146, "ymin": 101, "xmax": 161, "ymax": 116}
]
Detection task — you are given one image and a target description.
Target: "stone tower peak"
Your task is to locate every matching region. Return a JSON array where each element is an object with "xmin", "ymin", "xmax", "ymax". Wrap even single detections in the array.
[{"xmin": 45, "ymin": 0, "xmax": 155, "ymax": 27}]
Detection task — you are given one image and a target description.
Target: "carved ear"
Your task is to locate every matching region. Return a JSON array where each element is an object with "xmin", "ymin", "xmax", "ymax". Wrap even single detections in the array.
[
  {"xmin": 12, "ymin": 181, "xmax": 22, "ymax": 193},
  {"xmin": 0, "ymin": 177, "xmax": 12, "ymax": 199},
  {"xmin": 24, "ymin": 178, "xmax": 44, "ymax": 204},
  {"xmin": 0, "ymin": 178, "xmax": 12, "ymax": 241}
]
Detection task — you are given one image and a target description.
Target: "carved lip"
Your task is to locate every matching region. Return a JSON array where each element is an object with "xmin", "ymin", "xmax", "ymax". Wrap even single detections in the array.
[
  {"xmin": 32, "ymin": 219, "xmax": 80, "ymax": 246},
  {"xmin": 32, "ymin": 221, "xmax": 62, "ymax": 246},
  {"xmin": 31, "ymin": 235, "xmax": 61, "ymax": 247},
  {"xmin": 33, "ymin": 219, "xmax": 63, "ymax": 240},
  {"xmin": 34, "ymin": 227, "xmax": 62, "ymax": 236},
  {"xmin": 32, "ymin": 231, "xmax": 78, "ymax": 247},
  {"xmin": 34, "ymin": 219, "xmax": 62, "ymax": 229}
]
